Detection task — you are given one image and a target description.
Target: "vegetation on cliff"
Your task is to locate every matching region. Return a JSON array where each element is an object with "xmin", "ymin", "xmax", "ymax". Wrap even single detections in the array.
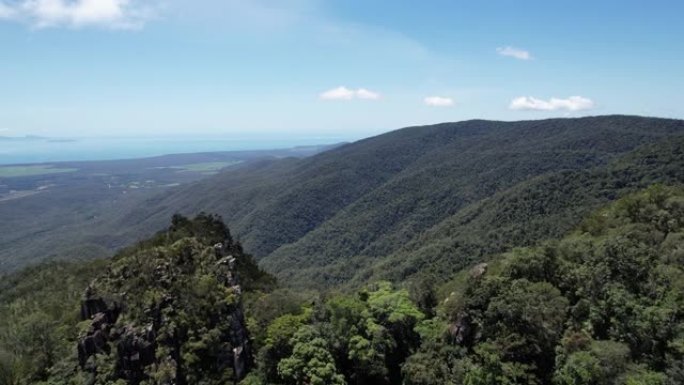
[{"xmin": 1, "ymin": 214, "xmax": 275, "ymax": 385}]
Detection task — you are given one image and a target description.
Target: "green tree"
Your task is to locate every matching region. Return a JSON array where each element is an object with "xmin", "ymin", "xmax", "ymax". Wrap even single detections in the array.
[{"xmin": 277, "ymin": 326, "xmax": 345, "ymax": 385}]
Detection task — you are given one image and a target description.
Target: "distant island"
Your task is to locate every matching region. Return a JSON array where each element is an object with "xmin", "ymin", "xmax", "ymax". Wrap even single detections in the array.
[
  {"xmin": 0, "ymin": 135, "xmax": 80, "ymax": 143},
  {"xmin": 0, "ymin": 135, "xmax": 47, "ymax": 141},
  {"xmin": 46, "ymin": 138, "xmax": 79, "ymax": 143}
]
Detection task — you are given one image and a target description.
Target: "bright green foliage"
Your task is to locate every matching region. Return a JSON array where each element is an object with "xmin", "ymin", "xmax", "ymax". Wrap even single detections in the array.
[
  {"xmin": 244, "ymin": 288, "xmax": 316, "ymax": 350},
  {"xmin": 277, "ymin": 326, "xmax": 345, "ymax": 385},
  {"xmin": 554, "ymin": 350, "xmax": 603, "ymax": 385},
  {"xmin": 623, "ymin": 370, "xmax": 667, "ymax": 385},
  {"xmin": 365, "ymin": 281, "xmax": 425, "ymax": 324},
  {"xmin": 255, "ymin": 310, "xmax": 312, "ymax": 383},
  {"xmin": 251, "ymin": 282, "xmax": 426, "ymax": 385}
]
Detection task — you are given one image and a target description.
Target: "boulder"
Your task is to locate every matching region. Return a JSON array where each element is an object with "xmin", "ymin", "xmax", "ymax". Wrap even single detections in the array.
[{"xmin": 470, "ymin": 263, "xmax": 488, "ymax": 279}]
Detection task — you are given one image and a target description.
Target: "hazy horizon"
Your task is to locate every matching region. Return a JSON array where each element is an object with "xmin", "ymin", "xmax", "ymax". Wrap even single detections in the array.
[
  {"xmin": 3, "ymin": 113, "xmax": 682, "ymax": 165},
  {"xmin": 0, "ymin": 134, "xmax": 355, "ymax": 165}
]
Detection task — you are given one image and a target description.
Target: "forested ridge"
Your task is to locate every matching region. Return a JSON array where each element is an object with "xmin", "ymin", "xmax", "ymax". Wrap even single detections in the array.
[
  {"xmin": 116, "ymin": 116, "xmax": 684, "ymax": 289},
  {"xmin": 4, "ymin": 116, "xmax": 684, "ymax": 288}
]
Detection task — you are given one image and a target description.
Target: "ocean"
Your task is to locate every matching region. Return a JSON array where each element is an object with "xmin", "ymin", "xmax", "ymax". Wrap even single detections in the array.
[{"xmin": 0, "ymin": 135, "xmax": 349, "ymax": 165}]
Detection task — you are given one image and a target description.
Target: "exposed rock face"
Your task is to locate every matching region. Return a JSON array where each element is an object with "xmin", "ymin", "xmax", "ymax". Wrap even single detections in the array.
[
  {"xmin": 77, "ymin": 293, "xmax": 120, "ymax": 368},
  {"xmin": 229, "ymin": 307, "xmax": 250, "ymax": 379},
  {"xmin": 470, "ymin": 263, "xmax": 488, "ymax": 279},
  {"xmin": 448, "ymin": 312, "xmax": 473, "ymax": 345},
  {"xmin": 116, "ymin": 327, "xmax": 157, "ymax": 383},
  {"xmin": 215, "ymin": 244, "xmax": 252, "ymax": 382},
  {"xmin": 446, "ymin": 263, "xmax": 489, "ymax": 345},
  {"xmin": 76, "ymin": 226, "xmax": 254, "ymax": 385},
  {"xmin": 80, "ymin": 297, "xmax": 108, "ymax": 320}
]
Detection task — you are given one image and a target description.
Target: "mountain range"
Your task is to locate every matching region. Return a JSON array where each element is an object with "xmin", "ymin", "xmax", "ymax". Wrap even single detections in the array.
[{"xmin": 44, "ymin": 115, "xmax": 684, "ymax": 289}]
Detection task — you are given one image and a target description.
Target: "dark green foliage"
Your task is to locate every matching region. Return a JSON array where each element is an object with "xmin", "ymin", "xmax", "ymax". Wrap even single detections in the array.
[
  {"xmin": 0, "ymin": 260, "xmax": 106, "ymax": 384},
  {"xmin": 407, "ymin": 186, "xmax": 684, "ymax": 385},
  {"xmin": 260, "ymin": 117, "xmax": 684, "ymax": 288},
  {"xmin": 347, "ymin": 133, "xmax": 684, "ymax": 289},
  {"xmin": 78, "ymin": 214, "xmax": 274, "ymax": 384}
]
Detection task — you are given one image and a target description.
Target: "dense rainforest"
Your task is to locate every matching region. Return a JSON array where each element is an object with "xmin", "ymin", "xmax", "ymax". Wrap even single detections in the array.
[{"xmin": 1, "ymin": 186, "xmax": 683, "ymax": 384}]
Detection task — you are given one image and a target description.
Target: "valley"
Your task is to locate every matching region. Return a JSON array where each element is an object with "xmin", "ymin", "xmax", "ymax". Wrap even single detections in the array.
[{"xmin": 0, "ymin": 144, "xmax": 337, "ymax": 271}]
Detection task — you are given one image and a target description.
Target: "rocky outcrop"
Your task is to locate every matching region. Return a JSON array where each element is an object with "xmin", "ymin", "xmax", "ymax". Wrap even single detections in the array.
[
  {"xmin": 215, "ymin": 244, "xmax": 251, "ymax": 380},
  {"xmin": 447, "ymin": 263, "xmax": 489, "ymax": 345},
  {"xmin": 116, "ymin": 326, "xmax": 157, "ymax": 383},
  {"xmin": 77, "ymin": 289, "xmax": 121, "ymax": 368},
  {"xmin": 76, "ymin": 232, "xmax": 254, "ymax": 385},
  {"xmin": 469, "ymin": 263, "xmax": 488, "ymax": 279}
]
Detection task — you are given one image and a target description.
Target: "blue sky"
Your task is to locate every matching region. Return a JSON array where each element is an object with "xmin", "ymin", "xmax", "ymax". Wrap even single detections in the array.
[{"xmin": 0, "ymin": 0, "xmax": 682, "ymax": 138}]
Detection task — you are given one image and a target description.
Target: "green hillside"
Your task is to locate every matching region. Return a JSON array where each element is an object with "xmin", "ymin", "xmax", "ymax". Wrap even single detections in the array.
[
  {"xmin": 95, "ymin": 116, "xmax": 684, "ymax": 288},
  {"xmin": 295, "ymin": 135, "xmax": 684, "ymax": 288},
  {"xmin": 3, "ymin": 116, "xmax": 684, "ymax": 290}
]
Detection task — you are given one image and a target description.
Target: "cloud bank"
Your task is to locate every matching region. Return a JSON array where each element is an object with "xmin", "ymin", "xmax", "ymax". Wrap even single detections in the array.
[
  {"xmin": 424, "ymin": 96, "xmax": 454, "ymax": 107},
  {"xmin": 0, "ymin": 0, "xmax": 154, "ymax": 29},
  {"xmin": 320, "ymin": 86, "xmax": 380, "ymax": 101},
  {"xmin": 509, "ymin": 96, "xmax": 595, "ymax": 111},
  {"xmin": 497, "ymin": 46, "xmax": 532, "ymax": 60}
]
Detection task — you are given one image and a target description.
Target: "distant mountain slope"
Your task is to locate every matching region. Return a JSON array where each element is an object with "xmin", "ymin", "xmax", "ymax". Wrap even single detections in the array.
[
  {"xmin": 335, "ymin": 136, "xmax": 684, "ymax": 288},
  {"xmin": 4, "ymin": 116, "xmax": 684, "ymax": 286},
  {"xmin": 92, "ymin": 116, "xmax": 684, "ymax": 288},
  {"xmin": 261, "ymin": 129, "xmax": 684, "ymax": 288}
]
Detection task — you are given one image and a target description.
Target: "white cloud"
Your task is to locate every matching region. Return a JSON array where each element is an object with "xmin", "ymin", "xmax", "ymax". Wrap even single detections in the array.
[
  {"xmin": 319, "ymin": 86, "xmax": 381, "ymax": 101},
  {"xmin": 355, "ymin": 88, "xmax": 380, "ymax": 100},
  {"xmin": 320, "ymin": 86, "xmax": 355, "ymax": 100},
  {"xmin": 424, "ymin": 96, "xmax": 454, "ymax": 107},
  {"xmin": 497, "ymin": 46, "xmax": 532, "ymax": 60},
  {"xmin": 0, "ymin": 0, "xmax": 155, "ymax": 29},
  {"xmin": 509, "ymin": 96, "xmax": 595, "ymax": 111}
]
